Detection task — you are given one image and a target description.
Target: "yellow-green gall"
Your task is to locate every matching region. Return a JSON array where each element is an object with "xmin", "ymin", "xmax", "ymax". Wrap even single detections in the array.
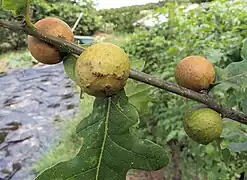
[
  {"xmin": 183, "ymin": 108, "xmax": 223, "ymax": 145},
  {"xmin": 75, "ymin": 42, "xmax": 130, "ymax": 97}
]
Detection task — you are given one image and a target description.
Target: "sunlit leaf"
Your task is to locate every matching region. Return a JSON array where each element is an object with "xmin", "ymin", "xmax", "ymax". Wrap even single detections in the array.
[
  {"xmin": 125, "ymin": 80, "xmax": 153, "ymax": 114},
  {"xmin": 125, "ymin": 59, "xmax": 153, "ymax": 114},
  {"xmin": 35, "ymin": 91, "xmax": 168, "ymax": 180},
  {"xmin": 130, "ymin": 59, "xmax": 145, "ymax": 71},
  {"xmin": 1, "ymin": 0, "xmax": 27, "ymax": 16},
  {"xmin": 79, "ymin": 93, "xmax": 95, "ymax": 117},
  {"xmin": 165, "ymin": 131, "xmax": 177, "ymax": 142},
  {"xmin": 63, "ymin": 54, "xmax": 78, "ymax": 83},
  {"xmin": 205, "ymin": 144, "xmax": 215, "ymax": 156}
]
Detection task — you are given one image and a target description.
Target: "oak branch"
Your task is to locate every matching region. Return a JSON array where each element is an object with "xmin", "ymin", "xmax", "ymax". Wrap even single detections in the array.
[{"xmin": 0, "ymin": 19, "xmax": 247, "ymax": 125}]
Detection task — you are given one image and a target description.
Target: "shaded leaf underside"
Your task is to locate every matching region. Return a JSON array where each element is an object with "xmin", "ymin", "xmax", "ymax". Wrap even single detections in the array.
[{"xmin": 36, "ymin": 91, "xmax": 168, "ymax": 180}]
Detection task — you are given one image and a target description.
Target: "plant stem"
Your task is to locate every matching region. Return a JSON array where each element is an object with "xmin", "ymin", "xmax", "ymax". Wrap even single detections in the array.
[
  {"xmin": 0, "ymin": 19, "xmax": 247, "ymax": 125},
  {"xmin": 130, "ymin": 69, "xmax": 247, "ymax": 124},
  {"xmin": 25, "ymin": 0, "xmax": 34, "ymax": 28}
]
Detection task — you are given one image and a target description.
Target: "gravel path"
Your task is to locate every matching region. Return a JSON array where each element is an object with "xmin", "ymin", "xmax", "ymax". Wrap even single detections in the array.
[{"xmin": 0, "ymin": 64, "xmax": 79, "ymax": 180}]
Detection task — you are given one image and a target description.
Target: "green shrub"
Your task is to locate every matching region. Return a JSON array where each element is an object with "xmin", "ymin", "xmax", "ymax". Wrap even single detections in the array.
[
  {"xmin": 31, "ymin": 0, "xmax": 101, "ymax": 36},
  {"xmin": 123, "ymin": 0, "xmax": 247, "ymax": 178},
  {"xmin": 97, "ymin": 0, "xmax": 216, "ymax": 34},
  {"xmin": 0, "ymin": 7, "xmax": 27, "ymax": 52},
  {"xmin": 97, "ymin": 1, "xmax": 166, "ymax": 33}
]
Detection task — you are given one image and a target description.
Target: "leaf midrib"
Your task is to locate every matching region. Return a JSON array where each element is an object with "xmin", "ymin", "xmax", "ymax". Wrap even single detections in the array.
[{"xmin": 95, "ymin": 97, "xmax": 111, "ymax": 180}]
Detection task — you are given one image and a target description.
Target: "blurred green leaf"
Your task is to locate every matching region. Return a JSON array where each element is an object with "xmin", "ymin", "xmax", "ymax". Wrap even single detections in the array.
[
  {"xmin": 220, "ymin": 60, "xmax": 247, "ymax": 88},
  {"xmin": 1, "ymin": 0, "xmax": 26, "ymax": 16},
  {"xmin": 221, "ymin": 148, "xmax": 231, "ymax": 163},
  {"xmin": 241, "ymin": 38, "xmax": 247, "ymax": 61},
  {"xmin": 205, "ymin": 144, "xmax": 215, "ymax": 156},
  {"xmin": 208, "ymin": 169, "xmax": 220, "ymax": 179},
  {"xmin": 130, "ymin": 59, "xmax": 145, "ymax": 71},
  {"xmin": 228, "ymin": 141, "xmax": 247, "ymax": 152},
  {"xmin": 240, "ymin": 90, "xmax": 247, "ymax": 114},
  {"xmin": 221, "ymin": 120, "xmax": 246, "ymax": 141},
  {"xmin": 213, "ymin": 66, "xmax": 226, "ymax": 85},
  {"xmin": 206, "ymin": 49, "xmax": 223, "ymax": 64},
  {"xmin": 166, "ymin": 131, "xmax": 177, "ymax": 142}
]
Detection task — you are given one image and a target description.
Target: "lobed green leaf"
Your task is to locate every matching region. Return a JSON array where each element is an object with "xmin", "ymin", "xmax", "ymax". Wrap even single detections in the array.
[{"xmin": 35, "ymin": 91, "xmax": 168, "ymax": 180}]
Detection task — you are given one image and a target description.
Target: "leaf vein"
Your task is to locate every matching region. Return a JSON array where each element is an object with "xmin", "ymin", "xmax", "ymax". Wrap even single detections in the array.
[
  {"xmin": 108, "ymin": 135, "xmax": 140, "ymax": 157},
  {"xmin": 108, "ymin": 136, "xmax": 162, "ymax": 164},
  {"xmin": 104, "ymin": 148, "xmax": 130, "ymax": 165},
  {"xmin": 95, "ymin": 98, "xmax": 111, "ymax": 180},
  {"xmin": 112, "ymin": 101, "xmax": 136, "ymax": 124},
  {"xmin": 126, "ymin": 86, "xmax": 151, "ymax": 97},
  {"xmin": 66, "ymin": 167, "xmax": 97, "ymax": 179},
  {"xmin": 101, "ymin": 161, "xmax": 122, "ymax": 179},
  {"xmin": 77, "ymin": 117, "xmax": 105, "ymax": 134}
]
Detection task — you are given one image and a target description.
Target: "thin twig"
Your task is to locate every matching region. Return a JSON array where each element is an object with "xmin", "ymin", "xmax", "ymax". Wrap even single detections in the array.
[
  {"xmin": 0, "ymin": 19, "xmax": 247, "ymax": 124},
  {"xmin": 130, "ymin": 69, "xmax": 247, "ymax": 124},
  {"xmin": 25, "ymin": 0, "xmax": 34, "ymax": 28}
]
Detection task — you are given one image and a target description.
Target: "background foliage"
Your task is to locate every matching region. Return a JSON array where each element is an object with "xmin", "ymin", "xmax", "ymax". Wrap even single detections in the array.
[
  {"xmin": 97, "ymin": 0, "xmax": 214, "ymax": 33},
  {"xmin": 122, "ymin": 0, "xmax": 247, "ymax": 178},
  {"xmin": 97, "ymin": 1, "xmax": 166, "ymax": 33}
]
